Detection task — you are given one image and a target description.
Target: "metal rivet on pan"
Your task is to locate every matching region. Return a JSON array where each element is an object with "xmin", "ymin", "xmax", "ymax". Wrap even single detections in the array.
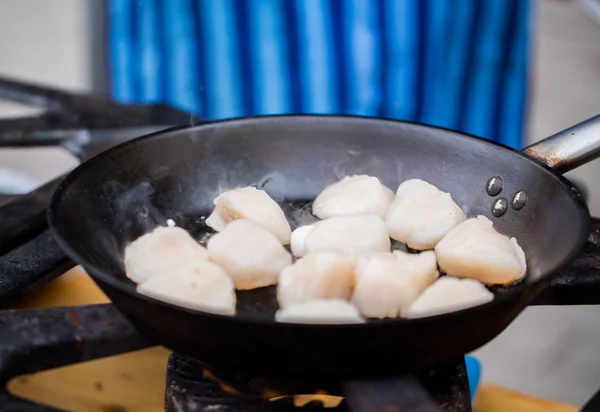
[
  {"xmin": 486, "ymin": 176, "xmax": 503, "ymax": 196},
  {"xmin": 492, "ymin": 198, "xmax": 508, "ymax": 217},
  {"xmin": 511, "ymin": 191, "xmax": 527, "ymax": 210}
]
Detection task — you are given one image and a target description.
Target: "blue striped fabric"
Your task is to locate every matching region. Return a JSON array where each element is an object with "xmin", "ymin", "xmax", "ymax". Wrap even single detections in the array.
[{"xmin": 107, "ymin": 0, "xmax": 532, "ymax": 148}]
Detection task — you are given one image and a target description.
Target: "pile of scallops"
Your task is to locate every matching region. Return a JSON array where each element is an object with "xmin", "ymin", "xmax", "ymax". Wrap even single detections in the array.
[{"xmin": 124, "ymin": 175, "xmax": 527, "ymax": 324}]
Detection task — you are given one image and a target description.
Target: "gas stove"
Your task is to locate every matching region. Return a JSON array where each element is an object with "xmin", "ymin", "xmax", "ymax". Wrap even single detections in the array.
[{"xmin": 1, "ymin": 78, "xmax": 600, "ymax": 411}]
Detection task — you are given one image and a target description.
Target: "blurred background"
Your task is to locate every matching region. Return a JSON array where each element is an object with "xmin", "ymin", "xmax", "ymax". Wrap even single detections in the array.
[{"xmin": 0, "ymin": 0, "xmax": 599, "ymax": 406}]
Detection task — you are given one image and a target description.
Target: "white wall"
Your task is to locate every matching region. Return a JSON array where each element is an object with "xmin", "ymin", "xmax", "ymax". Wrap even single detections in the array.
[
  {"xmin": 0, "ymin": 0, "xmax": 600, "ymax": 406},
  {"xmin": 474, "ymin": 1, "xmax": 600, "ymax": 406},
  {"xmin": 528, "ymin": 0, "xmax": 600, "ymax": 216},
  {"xmin": 0, "ymin": 0, "xmax": 98, "ymax": 183}
]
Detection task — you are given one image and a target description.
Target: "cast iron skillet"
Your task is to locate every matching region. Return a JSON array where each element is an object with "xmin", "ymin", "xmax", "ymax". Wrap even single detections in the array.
[{"xmin": 48, "ymin": 114, "xmax": 600, "ymax": 384}]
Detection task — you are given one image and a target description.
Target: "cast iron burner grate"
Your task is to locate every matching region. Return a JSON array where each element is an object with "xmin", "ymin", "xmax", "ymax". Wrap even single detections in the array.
[
  {"xmin": 1, "ymin": 78, "xmax": 600, "ymax": 411},
  {"xmin": 0, "ymin": 304, "xmax": 469, "ymax": 412}
]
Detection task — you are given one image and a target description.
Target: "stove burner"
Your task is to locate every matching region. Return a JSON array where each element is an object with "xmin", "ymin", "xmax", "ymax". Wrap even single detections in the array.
[
  {"xmin": 165, "ymin": 354, "xmax": 336, "ymax": 412},
  {"xmin": 165, "ymin": 353, "xmax": 471, "ymax": 412},
  {"xmin": 0, "ymin": 77, "xmax": 599, "ymax": 411}
]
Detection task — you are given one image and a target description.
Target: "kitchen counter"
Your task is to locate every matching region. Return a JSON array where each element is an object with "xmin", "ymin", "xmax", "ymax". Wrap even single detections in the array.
[{"xmin": 8, "ymin": 267, "xmax": 578, "ymax": 412}]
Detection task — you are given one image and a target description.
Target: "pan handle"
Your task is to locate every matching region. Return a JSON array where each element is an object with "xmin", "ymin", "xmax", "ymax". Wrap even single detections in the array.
[{"xmin": 522, "ymin": 114, "xmax": 600, "ymax": 174}]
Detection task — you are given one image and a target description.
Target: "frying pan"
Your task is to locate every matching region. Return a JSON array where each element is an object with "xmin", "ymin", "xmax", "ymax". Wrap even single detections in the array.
[{"xmin": 48, "ymin": 114, "xmax": 600, "ymax": 385}]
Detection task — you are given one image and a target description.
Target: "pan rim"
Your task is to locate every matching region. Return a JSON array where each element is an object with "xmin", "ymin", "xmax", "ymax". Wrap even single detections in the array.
[{"xmin": 47, "ymin": 114, "xmax": 591, "ymax": 328}]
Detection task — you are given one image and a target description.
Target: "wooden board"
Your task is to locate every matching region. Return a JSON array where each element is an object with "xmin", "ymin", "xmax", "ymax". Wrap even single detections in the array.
[{"xmin": 8, "ymin": 267, "xmax": 578, "ymax": 412}]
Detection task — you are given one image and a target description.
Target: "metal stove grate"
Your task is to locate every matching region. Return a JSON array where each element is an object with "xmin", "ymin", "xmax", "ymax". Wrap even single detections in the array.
[{"xmin": 0, "ymin": 78, "xmax": 599, "ymax": 411}]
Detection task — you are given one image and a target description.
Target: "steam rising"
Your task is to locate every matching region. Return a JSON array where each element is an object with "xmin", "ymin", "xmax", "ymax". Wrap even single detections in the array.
[
  {"xmin": 92, "ymin": 133, "xmax": 419, "ymax": 275},
  {"xmin": 102, "ymin": 142, "xmax": 408, "ymax": 239},
  {"xmin": 96, "ymin": 180, "xmax": 168, "ymax": 270},
  {"xmin": 283, "ymin": 201, "xmax": 319, "ymax": 230},
  {"xmin": 326, "ymin": 143, "xmax": 405, "ymax": 191}
]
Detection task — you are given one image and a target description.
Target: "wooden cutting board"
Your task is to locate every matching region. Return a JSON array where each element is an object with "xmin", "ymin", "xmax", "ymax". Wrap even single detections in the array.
[{"xmin": 8, "ymin": 267, "xmax": 578, "ymax": 412}]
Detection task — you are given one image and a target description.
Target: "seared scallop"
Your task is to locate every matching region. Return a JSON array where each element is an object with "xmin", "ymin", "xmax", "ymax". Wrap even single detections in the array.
[
  {"xmin": 207, "ymin": 219, "xmax": 292, "ymax": 290},
  {"xmin": 351, "ymin": 251, "xmax": 439, "ymax": 318},
  {"xmin": 435, "ymin": 215, "xmax": 526, "ymax": 285},
  {"xmin": 124, "ymin": 226, "xmax": 209, "ymax": 284},
  {"xmin": 275, "ymin": 299, "xmax": 365, "ymax": 324},
  {"xmin": 290, "ymin": 225, "xmax": 314, "ymax": 257},
  {"xmin": 277, "ymin": 252, "xmax": 357, "ymax": 309},
  {"xmin": 387, "ymin": 179, "xmax": 466, "ymax": 250},
  {"xmin": 137, "ymin": 261, "xmax": 236, "ymax": 315},
  {"xmin": 404, "ymin": 277, "xmax": 494, "ymax": 318},
  {"xmin": 205, "ymin": 187, "xmax": 291, "ymax": 244},
  {"xmin": 312, "ymin": 175, "xmax": 395, "ymax": 220},
  {"xmin": 291, "ymin": 214, "xmax": 391, "ymax": 257}
]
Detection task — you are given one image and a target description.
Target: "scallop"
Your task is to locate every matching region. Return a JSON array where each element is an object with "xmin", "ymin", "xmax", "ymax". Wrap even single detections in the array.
[
  {"xmin": 351, "ymin": 251, "xmax": 439, "ymax": 318},
  {"xmin": 290, "ymin": 225, "xmax": 314, "ymax": 257},
  {"xmin": 207, "ymin": 219, "xmax": 292, "ymax": 290},
  {"xmin": 275, "ymin": 299, "xmax": 365, "ymax": 324},
  {"xmin": 205, "ymin": 187, "xmax": 292, "ymax": 244},
  {"xmin": 124, "ymin": 226, "xmax": 209, "ymax": 284},
  {"xmin": 387, "ymin": 179, "xmax": 466, "ymax": 250},
  {"xmin": 404, "ymin": 277, "xmax": 494, "ymax": 318},
  {"xmin": 137, "ymin": 261, "xmax": 236, "ymax": 315},
  {"xmin": 312, "ymin": 175, "xmax": 395, "ymax": 220},
  {"xmin": 435, "ymin": 215, "xmax": 527, "ymax": 285},
  {"xmin": 277, "ymin": 252, "xmax": 357, "ymax": 310},
  {"xmin": 291, "ymin": 214, "xmax": 391, "ymax": 257}
]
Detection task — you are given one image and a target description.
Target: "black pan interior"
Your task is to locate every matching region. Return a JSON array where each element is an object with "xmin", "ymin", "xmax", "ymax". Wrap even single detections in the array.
[
  {"xmin": 48, "ymin": 115, "xmax": 590, "ymax": 377},
  {"xmin": 51, "ymin": 115, "xmax": 587, "ymax": 291}
]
